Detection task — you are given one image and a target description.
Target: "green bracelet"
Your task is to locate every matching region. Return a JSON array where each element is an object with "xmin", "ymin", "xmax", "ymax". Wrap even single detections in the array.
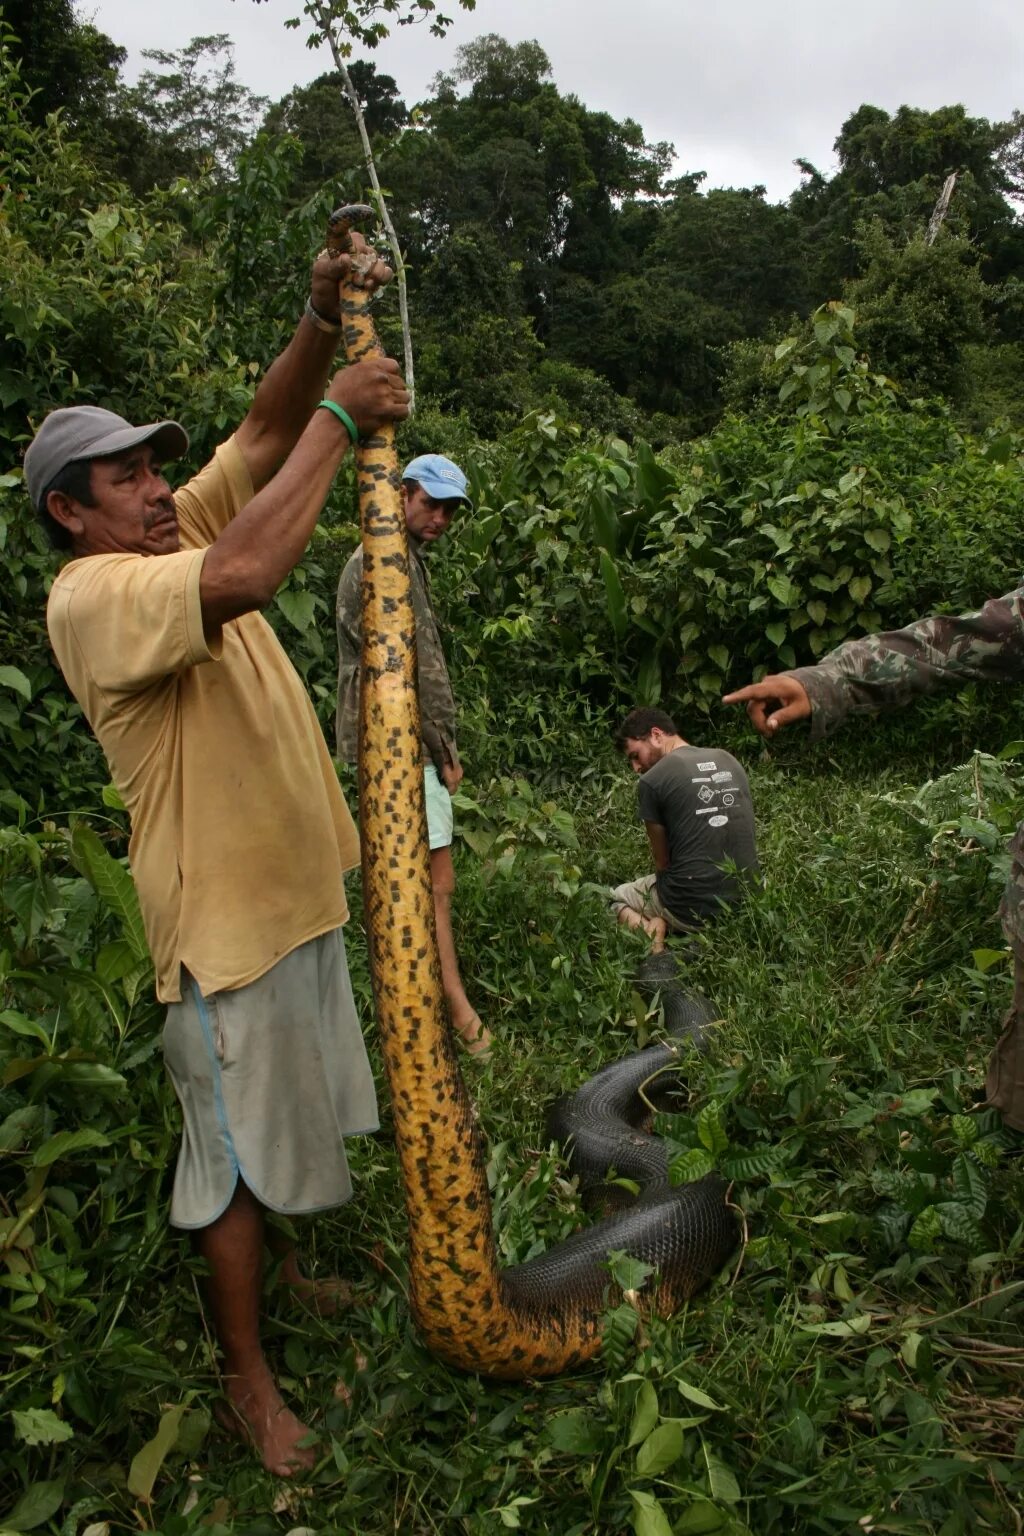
[{"xmin": 317, "ymin": 398, "xmax": 359, "ymax": 444}]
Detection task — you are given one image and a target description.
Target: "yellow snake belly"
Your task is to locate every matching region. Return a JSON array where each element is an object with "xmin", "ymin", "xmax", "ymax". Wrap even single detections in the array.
[{"xmin": 331, "ymin": 208, "xmax": 737, "ymax": 1381}]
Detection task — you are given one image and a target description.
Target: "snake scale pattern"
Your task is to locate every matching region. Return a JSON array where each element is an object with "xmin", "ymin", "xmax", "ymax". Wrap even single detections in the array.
[{"xmin": 330, "ymin": 208, "xmax": 738, "ymax": 1380}]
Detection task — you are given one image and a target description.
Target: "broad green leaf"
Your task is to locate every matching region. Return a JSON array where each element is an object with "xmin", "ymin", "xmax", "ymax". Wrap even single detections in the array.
[
  {"xmin": 275, "ymin": 589, "xmax": 317, "ymax": 633},
  {"xmin": 599, "ymin": 549, "xmax": 627, "ymax": 640},
  {"xmin": 607, "ymin": 1251, "xmax": 656, "ymax": 1292},
  {"xmin": 892, "ymin": 1088, "xmax": 938, "ymax": 1117},
  {"xmin": 128, "ymin": 1402, "xmax": 187, "ymax": 1500},
  {"xmin": 70, "ymin": 824, "xmax": 149, "ymax": 962},
  {"xmin": 0, "ymin": 1010, "xmax": 50, "ymax": 1047},
  {"xmin": 0, "ymin": 665, "xmax": 31, "ymax": 700},
  {"xmin": 11, "ymin": 1408, "xmax": 74, "ymax": 1447},
  {"xmin": 766, "ymin": 573, "xmax": 796, "ymax": 607},
  {"xmin": 972, "ymin": 947, "xmax": 1009, "ymax": 973},
  {"xmin": 1, "ymin": 1479, "xmax": 65, "ymax": 1532},
  {"xmin": 765, "ymin": 621, "xmax": 787, "ymax": 646},
  {"xmin": 101, "ymin": 782, "xmax": 127, "ymax": 812},
  {"xmin": 670, "ymin": 1147, "xmax": 716, "ymax": 1183},
  {"xmin": 0, "ymin": 1105, "xmax": 43, "ymax": 1152},
  {"xmin": 629, "ymin": 1489, "xmax": 674, "ymax": 1536},
  {"xmin": 628, "ymin": 1381, "xmax": 659, "ymax": 1448},
  {"xmin": 676, "ymin": 1501, "xmax": 727, "ymax": 1533},
  {"xmin": 798, "ymin": 1313, "xmax": 873, "ymax": 1337},
  {"xmin": 545, "ymin": 1408, "xmax": 606, "ymax": 1455},
  {"xmin": 936, "ymin": 1201, "xmax": 985, "ymax": 1249},
  {"xmin": 952, "ymin": 1153, "xmax": 989, "ymax": 1217},
  {"xmin": 676, "ymin": 1380, "xmax": 724, "ymax": 1411},
  {"xmin": 702, "ymin": 1442, "xmax": 741, "ymax": 1504},
  {"xmin": 33, "ymin": 1129, "xmax": 110, "ymax": 1167},
  {"xmin": 707, "ymin": 644, "xmax": 729, "ymax": 671},
  {"xmin": 848, "ymin": 574, "xmax": 872, "ymax": 605},
  {"xmin": 696, "ymin": 1101, "xmax": 728, "ymax": 1156},
  {"xmin": 863, "ymin": 527, "xmax": 891, "ymax": 553},
  {"xmin": 636, "ymin": 1420, "xmax": 684, "ymax": 1478}
]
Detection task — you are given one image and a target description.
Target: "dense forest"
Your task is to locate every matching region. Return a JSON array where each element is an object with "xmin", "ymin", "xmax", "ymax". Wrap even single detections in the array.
[{"xmin": 2, "ymin": 2, "xmax": 1024, "ymax": 1533}]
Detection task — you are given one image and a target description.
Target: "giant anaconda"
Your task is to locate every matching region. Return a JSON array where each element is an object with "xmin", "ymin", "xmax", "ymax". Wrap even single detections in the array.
[{"xmin": 331, "ymin": 208, "xmax": 738, "ymax": 1380}]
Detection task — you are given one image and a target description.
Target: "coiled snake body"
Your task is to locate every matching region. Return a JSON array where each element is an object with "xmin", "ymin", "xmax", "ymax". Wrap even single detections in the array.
[{"xmin": 334, "ymin": 210, "xmax": 737, "ymax": 1380}]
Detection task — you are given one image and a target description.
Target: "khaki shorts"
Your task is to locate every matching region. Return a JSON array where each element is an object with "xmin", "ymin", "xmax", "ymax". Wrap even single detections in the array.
[
  {"xmin": 609, "ymin": 874, "xmax": 695, "ymax": 934},
  {"xmin": 162, "ymin": 928, "xmax": 379, "ymax": 1229}
]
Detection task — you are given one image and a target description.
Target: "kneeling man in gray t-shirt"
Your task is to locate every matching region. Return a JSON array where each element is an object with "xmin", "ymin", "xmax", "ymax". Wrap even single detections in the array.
[{"xmin": 611, "ymin": 706, "xmax": 759, "ymax": 951}]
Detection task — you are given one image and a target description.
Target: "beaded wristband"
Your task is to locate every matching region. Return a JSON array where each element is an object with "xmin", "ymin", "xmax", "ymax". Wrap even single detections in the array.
[
  {"xmin": 304, "ymin": 297, "xmax": 343, "ymax": 333},
  {"xmin": 317, "ymin": 399, "xmax": 359, "ymax": 444}
]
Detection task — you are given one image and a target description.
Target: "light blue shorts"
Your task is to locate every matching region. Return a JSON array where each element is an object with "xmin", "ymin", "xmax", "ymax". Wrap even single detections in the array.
[
  {"xmin": 424, "ymin": 764, "xmax": 454, "ymax": 851},
  {"xmin": 162, "ymin": 928, "xmax": 378, "ymax": 1229}
]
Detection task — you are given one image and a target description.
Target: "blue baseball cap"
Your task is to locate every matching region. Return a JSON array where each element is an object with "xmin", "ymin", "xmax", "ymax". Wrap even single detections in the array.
[{"xmin": 402, "ymin": 454, "xmax": 473, "ymax": 511}]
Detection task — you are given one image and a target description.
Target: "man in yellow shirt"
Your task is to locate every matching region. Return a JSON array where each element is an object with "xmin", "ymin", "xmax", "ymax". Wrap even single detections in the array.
[{"xmin": 25, "ymin": 241, "xmax": 409, "ymax": 1476}]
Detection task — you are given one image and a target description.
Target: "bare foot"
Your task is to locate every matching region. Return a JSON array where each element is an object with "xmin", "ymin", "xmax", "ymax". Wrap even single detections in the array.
[
  {"xmin": 218, "ymin": 1367, "xmax": 318, "ymax": 1477},
  {"xmin": 452, "ymin": 1011, "xmax": 493, "ymax": 1058}
]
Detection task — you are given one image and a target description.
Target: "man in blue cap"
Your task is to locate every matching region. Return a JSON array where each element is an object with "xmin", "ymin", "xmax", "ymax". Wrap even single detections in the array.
[{"xmin": 336, "ymin": 454, "xmax": 492, "ymax": 1056}]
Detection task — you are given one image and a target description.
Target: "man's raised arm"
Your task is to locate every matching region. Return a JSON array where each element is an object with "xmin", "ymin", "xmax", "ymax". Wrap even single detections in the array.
[{"xmin": 234, "ymin": 237, "xmax": 392, "ymax": 492}]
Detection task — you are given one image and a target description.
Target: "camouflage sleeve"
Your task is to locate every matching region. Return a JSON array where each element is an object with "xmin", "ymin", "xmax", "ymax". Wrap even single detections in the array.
[
  {"xmin": 409, "ymin": 557, "xmax": 460, "ymax": 772},
  {"xmin": 334, "ymin": 550, "xmax": 363, "ymax": 763},
  {"xmin": 790, "ymin": 586, "xmax": 1024, "ymax": 742}
]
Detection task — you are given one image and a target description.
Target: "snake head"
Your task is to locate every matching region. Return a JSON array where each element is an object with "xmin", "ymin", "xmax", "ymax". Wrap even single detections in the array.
[{"xmin": 327, "ymin": 203, "xmax": 377, "ymax": 257}]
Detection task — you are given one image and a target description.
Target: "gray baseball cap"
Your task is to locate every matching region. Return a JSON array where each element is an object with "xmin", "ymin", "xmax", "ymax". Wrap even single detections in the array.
[{"xmin": 25, "ymin": 406, "xmax": 189, "ymax": 510}]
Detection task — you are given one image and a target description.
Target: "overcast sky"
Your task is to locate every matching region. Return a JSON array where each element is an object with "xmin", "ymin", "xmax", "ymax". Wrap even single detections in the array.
[{"xmin": 86, "ymin": 0, "xmax": 1023, "ymax": 203}]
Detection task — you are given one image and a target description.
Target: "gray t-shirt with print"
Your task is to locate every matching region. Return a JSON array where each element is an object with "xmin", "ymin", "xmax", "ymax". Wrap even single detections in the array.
[{"xmin": 636, "ymin": 745, "xmax": 758, "ymax": 923}]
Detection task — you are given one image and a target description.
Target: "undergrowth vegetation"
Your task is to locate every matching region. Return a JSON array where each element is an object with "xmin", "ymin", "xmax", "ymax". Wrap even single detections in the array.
[{"xmin": 3, "ymin": 726, "xmax": 1023, "ymax": 1535}]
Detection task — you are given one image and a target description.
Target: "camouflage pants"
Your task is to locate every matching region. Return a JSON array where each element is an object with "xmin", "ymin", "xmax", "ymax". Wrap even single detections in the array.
[{"xmin": 993, "ymin": 825, "xmax": 1024, "ymax": 1131}]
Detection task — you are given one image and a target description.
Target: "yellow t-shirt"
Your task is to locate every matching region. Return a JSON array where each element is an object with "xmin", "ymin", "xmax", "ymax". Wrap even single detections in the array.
[{"xmin": 46, "ymin": 437, "xmax": 360, "ymax": 1003}]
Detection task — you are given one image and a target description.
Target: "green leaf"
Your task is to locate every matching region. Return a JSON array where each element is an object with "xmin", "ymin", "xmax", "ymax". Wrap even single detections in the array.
[
  {"xmin": 765, "ymin": 621, "xmax": 787, "ymax": 646},
  {"xmin": 1, "ymin": 1479, "xmax": 65, "ymax": 1532},
  {"xmin": 936, "ymin": 1201, "xmax": 985, "ymax": 1249},
  {"xmin": 848, "ymin": 575, "xmax": 872, "ymax": 604},
  {"xmin": 676, "ymin": 1380, "xmax": 724, "ymax": 1412},
  {"xmin": 275, "ymin": 589, "xmax": 317, "ymax": 633},
  {"xmin": 629, "ymin": 1489, "xmax": 674, "ymax": 1536},
  {"xmin": 0, "ymin": 1105, "xmax": 43, "ymax": 1153},
  {"xmin": 972, "ymin": 947, "xmax": 1009, "ymax": 973},
  {"xmin": 863, "ymin": 528, "xmax": 891, "ymax": 553},
  {"xmin": 637, "ymin": 649, "xmax": 662, "ymax": 707},
  {"xmin": 11, "ymin": 1408, "xmax": 74, "ymax": 1447},
  {"xmin": 33, "ymin": 1129, "xmax": 110, "ymax": 1167},
  {"xmin": 545, "ymin": 1409, "xmax": 606, "ymax": 1455},
  {"xmin": 628, "ymin": 1381, "xmax": 659, "ymax": 1448},
  {"xmin": 799, "ymin": 1313, "xmax": 873, "ymax": 1337},
  {"xmin": 101, "ymin": 782, "xmax": 127, "ymax": 812},
  {"xmin": 676, "ymin": 1501, "xmax": 727, "ymax": 1533},
  {"xmin": 636, "ymin": 1420, "xmax": 684, "ymax": 1478},
  {"xmin": 952, "ymin": 1153, "xmax": 989, "ymax": 1217},
  {"xmin": 707, "ymin": 644, "xmax": 729, "ymax": 672},
  {"xmin": 0, "ymin": 665, "xmax": 31, "ymax": 700},
  {"xmin": 607, "ymin": 1251, "xmax": 657, "ymax": 1292},
  {"xmin": 70, "ymin": 824, "xmax": 149, "ymax": 962},
  {"xmin": 696, "ymin": 1101, "xmax": 728, "ymax": 1156},
  {"xmin": 599, "ymin": 549, "xmax": 627, "ymax": 641},
  {"xmin": 766, "ymin": 573, "xmax": 796, "ymax": 607},
  {"xmin": 670, "ymin": 1147, "xmax": 716, "ymax": 1183},
  {"xmin": 702, "ymin": 1442, "xmax": 741, "ymax": 1504},
  {"xmin": 0, "ymin": 1010, "xmax": 50, "ymax": 1047},
  {"xmin": 127, "ymin": 1402, "xmax": 188, "ymax": 1501}
]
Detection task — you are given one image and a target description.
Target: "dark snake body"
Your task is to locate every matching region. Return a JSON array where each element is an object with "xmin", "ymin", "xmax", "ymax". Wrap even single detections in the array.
[{"xmin": 332, "ymin": 210, "xmax": 738, "ymax": 1379}]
